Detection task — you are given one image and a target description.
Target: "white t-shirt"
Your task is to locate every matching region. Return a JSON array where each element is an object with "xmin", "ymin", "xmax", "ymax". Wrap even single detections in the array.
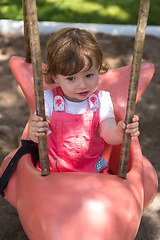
[{"xmin": 44, "ymin": 89, "xmax": 115, "ymax": 123}]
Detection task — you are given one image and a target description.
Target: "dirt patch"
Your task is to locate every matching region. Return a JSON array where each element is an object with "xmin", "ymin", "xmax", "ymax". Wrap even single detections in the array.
[{"xmin": 0, "ymin": 32, "xmax": 160, "ymax": 239}]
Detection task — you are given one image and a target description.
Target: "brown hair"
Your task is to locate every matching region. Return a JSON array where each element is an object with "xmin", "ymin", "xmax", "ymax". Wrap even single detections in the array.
[{"xmin": 44, "ymin": 27, "xmax": 108, "ymax": 84}]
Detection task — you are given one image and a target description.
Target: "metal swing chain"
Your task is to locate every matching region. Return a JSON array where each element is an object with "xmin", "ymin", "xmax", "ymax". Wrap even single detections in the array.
[{"xmin": 118, "ymin": 0, "xmax": 150, "ymax": 179}]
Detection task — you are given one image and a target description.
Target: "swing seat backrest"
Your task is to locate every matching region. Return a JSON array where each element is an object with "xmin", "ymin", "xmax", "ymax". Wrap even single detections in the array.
[{"xmin": 0, "ymin": 56, "xmax": 158, "ymax": 240}]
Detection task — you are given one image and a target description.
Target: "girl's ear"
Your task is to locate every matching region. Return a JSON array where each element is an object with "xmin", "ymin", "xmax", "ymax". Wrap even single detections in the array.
[
  {"xmin": 52, "ymin": 76, "xmax": 57, "ymax": 83},
  {"xmin": 52, "ymin": 75, "xmax": 58, "ymax": 83},
  {"xmin": 44, "ymin": 75, "xmax": 60, "ymax": 90}
]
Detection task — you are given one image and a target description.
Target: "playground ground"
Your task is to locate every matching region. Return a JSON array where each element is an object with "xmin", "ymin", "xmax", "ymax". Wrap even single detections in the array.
[{"xmin": 0, "ymin": 31, "xmax": 160, "ymax": 239}]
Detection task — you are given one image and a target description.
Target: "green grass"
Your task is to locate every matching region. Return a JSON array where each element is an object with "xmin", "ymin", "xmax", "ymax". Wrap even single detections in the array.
[{"xmin": 0, "ymin": 0, "xmax": 160, "ymax": 25}]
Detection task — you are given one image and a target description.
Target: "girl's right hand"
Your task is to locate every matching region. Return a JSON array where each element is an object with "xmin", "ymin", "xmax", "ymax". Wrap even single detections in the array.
[{"xmin": 29, "ymin": 114, "xmax": 50, "ymax": 143}]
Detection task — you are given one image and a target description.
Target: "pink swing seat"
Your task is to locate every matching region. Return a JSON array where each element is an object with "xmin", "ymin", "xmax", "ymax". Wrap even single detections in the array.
[{"xmin": 0, "ymin": 56, "xmax": 158, "ymax": 240}]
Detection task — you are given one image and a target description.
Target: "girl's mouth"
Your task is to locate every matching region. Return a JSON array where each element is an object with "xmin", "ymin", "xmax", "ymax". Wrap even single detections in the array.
[{"xmin": 77, "ymin": 91, "xmax": 89, "ymax": 97}]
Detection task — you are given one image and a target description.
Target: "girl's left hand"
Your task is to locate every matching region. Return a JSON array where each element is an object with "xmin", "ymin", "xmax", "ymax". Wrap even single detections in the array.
[{"xmin": 118, "ymin": 115, "xmax": 140, "ymax": 137}]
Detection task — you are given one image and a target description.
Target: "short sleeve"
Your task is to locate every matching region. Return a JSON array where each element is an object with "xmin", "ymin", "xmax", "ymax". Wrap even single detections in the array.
[
  {"xmin": 44, "ymin": 90, "xmax": 53, "ymax": 116},
  {"xmin": 99, "ymin": 90, "xmax": 115, "ymax": 123}
]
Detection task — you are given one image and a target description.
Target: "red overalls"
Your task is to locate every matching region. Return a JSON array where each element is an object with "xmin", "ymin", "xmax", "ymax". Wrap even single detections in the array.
[{"xmin": 37, "ymin": 87, "xmax": 109, "ymax": 173}]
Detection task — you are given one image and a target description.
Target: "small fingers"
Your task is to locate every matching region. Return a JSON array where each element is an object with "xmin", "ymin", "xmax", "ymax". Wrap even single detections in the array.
[
  {"xmin": 125, "ymin": 126, "xmax": 139, "ymax": 134},
  {"xmin": 132, "ymin": 115, "xmax": 139, "ymax": 122},
  {"xmin": 118, "ymin": 120, "xmax": 126, "ymax": 129},
  {"xmin": 125, "ymin": 115, "xmax": 139, "ymax": 136},
  {"xmin": 31, "ymin": 117, "xmax": 49, "ymax": 128},
  {"xmin": 31, "ymin": 114, "xmax": 43, "ymax": 122},
  {"xmin": 29, "ymin": 114, "xmax": 50, "ymax": 140},
  {"xmin": 34, "ymin": 126, "xmax": 49, "ymax": 137},
  {"xmin": 46, "ymin": 116, "xmax": 51, "ymax": 124},
  {"xmin": 126, "ymin": 121, "xmax": 139, "ymax": 131},
  {"xmin": 117, "ymin": 115, "xmax": 140, "ymax": 137},
  {"xmin": 35, "ymin": 132, "xmax": 44, "ymax": 137},
  {"xmin": 131, "ymin": 130, "xmax": 140, "ymax": 137}
]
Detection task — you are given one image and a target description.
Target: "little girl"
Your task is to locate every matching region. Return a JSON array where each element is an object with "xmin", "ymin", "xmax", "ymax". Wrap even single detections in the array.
[{"xmin": 29, "ymin": 27, "xmax": 140, "ymax": 173}]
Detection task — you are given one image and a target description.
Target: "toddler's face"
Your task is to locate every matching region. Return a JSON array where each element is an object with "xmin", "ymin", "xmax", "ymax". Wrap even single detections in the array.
[{"xmin": 54, "ymin": 60, "xmax": 99, "ymax": 102}]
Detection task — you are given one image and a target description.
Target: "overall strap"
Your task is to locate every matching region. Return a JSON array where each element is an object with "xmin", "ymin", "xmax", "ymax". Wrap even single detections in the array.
[
  {"xmin": 88, "ymin": 90, "xmax": 99, "ymax": 111},
  {"xmin": 53, "ymin": 86, "xmax": 64, "ymax": 97},
  {"xmin": 53, "ymin": 87, "xmax": 65, "ymax": 112},
  {"xmin": 0, "ymin": 140, "xmax": 39, "ymax": 197}
]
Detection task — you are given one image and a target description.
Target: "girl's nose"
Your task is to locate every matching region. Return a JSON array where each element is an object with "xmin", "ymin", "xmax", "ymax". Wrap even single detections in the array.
[{"xmin": 77, "ymin": 78, "xmax": 86, "ymax": 89}]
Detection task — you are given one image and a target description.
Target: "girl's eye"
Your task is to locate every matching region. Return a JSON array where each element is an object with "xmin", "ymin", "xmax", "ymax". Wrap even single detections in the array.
[
  {"xmin": 67, "ymin": 77, "xmax": 75, "ymax": 81},
  {"xmin": 86, "ymin": 74, "xmax": 93, "ymax": 78}
]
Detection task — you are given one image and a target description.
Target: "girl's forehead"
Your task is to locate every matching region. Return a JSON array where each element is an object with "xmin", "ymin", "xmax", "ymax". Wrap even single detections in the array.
[
  {"xmin": 80, "ymin": 57, "xmax": 98, "ymax": 72},
  {"xmin": 81, "ymin": 64, "xmax": 97, "ymax": 73}
]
